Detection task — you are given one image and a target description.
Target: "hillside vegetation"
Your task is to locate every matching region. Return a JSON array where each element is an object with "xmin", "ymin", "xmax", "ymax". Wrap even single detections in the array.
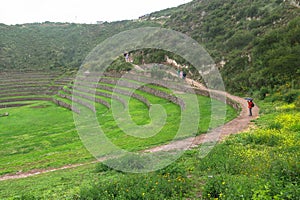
[
  {"xmin": 0, "ymin": 21, "xmax": 158, "ymax": 71},
  {"xmin": 145, "ymin": 0, "xmax": 300, "ymax": 94},
  {"xmin": 0, "ymin": 0, "xmax": 299, "ymax": 95}
]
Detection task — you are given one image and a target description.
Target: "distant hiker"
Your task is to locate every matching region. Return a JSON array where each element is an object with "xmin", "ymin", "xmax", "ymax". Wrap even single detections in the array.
[
  {"xmin": 177, "ymin": 69, "xmax": 180, "ymax": 77},
  {"xmin": 183, "ymin": 71, "xmax": 187, "ymax": 80},
  {"xmin": 247, "ymin": 100, "xmax": 254, "ymax": 116},
  {"xmin": 180, "ymin": 70, "xmax": 183, "ymax": 79},
  {"xmin": 124, "ymin": 52, "xmax": 129, "ymax": 62}
]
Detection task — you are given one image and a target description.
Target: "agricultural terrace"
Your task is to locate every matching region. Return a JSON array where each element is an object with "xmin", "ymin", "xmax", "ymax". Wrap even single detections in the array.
[{"xmin": 0, "ymin": 69, "xmax": 237, "ymax": 176}]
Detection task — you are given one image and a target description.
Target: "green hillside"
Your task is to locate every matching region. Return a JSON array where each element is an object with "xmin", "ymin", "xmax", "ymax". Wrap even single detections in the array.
[
  {"xmin": 145, "ymin": 0, "xmax": 300, "ymax": 94},
  {"xmin": 0, "ymin": 20, "xmax": 158, "ymax": 71},
  {"xmin": 0, "ymin": 0, "xmax": 299, "ymax": 94}
]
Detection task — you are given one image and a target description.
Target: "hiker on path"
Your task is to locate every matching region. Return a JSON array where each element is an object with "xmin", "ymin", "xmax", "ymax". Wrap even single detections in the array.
[
  {"xmin": 180, "ymin": 70, "xmax": 183, "ymax": 79},
  {"xmin": 124, "ymin": 52, "xmax": 129, "ymax": 62},
  {"xmin": 182, "ymin": 71, "xmax": 187, "ymax": 80},
  {"xmin": 247, "ymin": 100, "xmax": 254, "ymax": 116}
]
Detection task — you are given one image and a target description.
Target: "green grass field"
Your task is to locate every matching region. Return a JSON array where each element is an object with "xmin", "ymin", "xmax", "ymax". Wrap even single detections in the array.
[
  {"xmin": 0, "ymin": 100, "xmax": 298, "ymax": 199},
  {"xmin": 0, "ymin": 91, "xmax": 237, "ymax": 175},
  {"xmin": 0, "ymin": 75, "xmax": 240, "ymax": 199},
  {"xmin": 0, "ymin": 101, "xmax": 93, "ymax": 176}
]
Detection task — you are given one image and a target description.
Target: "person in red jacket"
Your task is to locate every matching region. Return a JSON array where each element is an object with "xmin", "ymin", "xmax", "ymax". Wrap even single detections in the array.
[{"xmin": 247, "ymin": 100, "xmax": 254, "ymax": 116}]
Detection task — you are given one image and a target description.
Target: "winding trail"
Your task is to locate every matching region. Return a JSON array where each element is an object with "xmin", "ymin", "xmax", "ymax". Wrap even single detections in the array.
[
  {"xmin": 145, "ymin": 77, "xmax": 259, "ymax": 152},
  {"xmin": 0, "ymin": 77, "xmax": 259, "ymax": 181}
]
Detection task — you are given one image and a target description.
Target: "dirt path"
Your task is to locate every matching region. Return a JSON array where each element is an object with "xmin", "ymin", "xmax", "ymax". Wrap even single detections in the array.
[
  {"xmin": 145, "ymin": 78, "xmax": 259, "ymax": 152},
  {"xmin": 0, "ymin": 77, "xmax": 259, "ymax": 181},
  {"xmin": 0, "ymin": 163, "xmax": 91, "ymax": 181}
]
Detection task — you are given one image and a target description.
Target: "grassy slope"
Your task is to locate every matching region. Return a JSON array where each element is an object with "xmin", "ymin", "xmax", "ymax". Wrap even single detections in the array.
[
  {"xmin": 0, "ymin": 100, "xmax": 298, "ymax": 199},
  {"xmin": 0, "ymin": 90, "xmax": 237, "ymax": 175},
  {"xmin": 188, "ymin": 100, "xmax": 300, "ymax": 199}
]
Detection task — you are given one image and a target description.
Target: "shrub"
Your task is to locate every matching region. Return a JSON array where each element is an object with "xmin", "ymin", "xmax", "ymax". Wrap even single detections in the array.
[
  {"xmin": 95, "ymin": 162, "xmax": 114, "ymax": 173},
  {"xmin": 103, "ymin": 154, "xmax": 151, "ymax": 173},
  {"xmin": 282, "ymin": 90, "xmax": 299, "ymax": 104},
  {"xmin": 258, "ymin": 87, "xmax": 269, "ymax": 100}
]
